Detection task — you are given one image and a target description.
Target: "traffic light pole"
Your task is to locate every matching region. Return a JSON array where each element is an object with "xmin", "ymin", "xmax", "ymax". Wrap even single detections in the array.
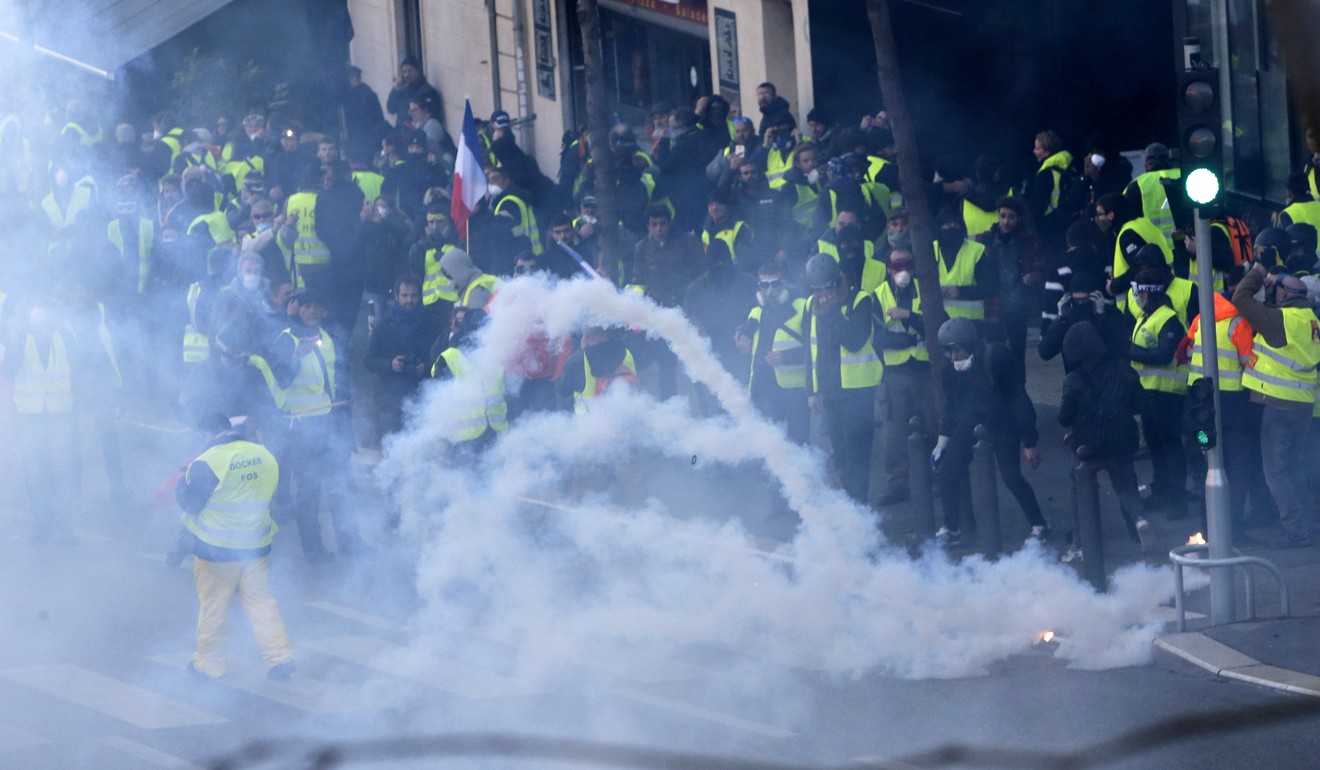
[{"xmin": 1193, "ymin": 208, "xmax": 1234, "ymax": 625}]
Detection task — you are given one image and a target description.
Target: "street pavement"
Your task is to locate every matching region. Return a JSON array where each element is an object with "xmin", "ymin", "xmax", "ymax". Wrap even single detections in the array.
[{"xmin": 0, "ymin": 343, "xmax": 1318, "ymax": 767}]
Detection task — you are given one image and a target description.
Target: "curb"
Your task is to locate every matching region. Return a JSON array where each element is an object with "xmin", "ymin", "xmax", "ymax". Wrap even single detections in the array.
[{"xmin": 1154, "ymin": 632, "xmax": 1320, "ymax": 697}]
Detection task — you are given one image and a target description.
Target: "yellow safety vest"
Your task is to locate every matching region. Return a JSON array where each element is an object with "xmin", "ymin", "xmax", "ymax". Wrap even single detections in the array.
[
  {"xmin": 1242, "ymin": 308, "xmax": 1320, "ymax": 404},
  {"xmin": 787, "ymin": 182, "xmax": 819, "ymax": 227},
  {"xmin": 1189, "ymin": 315, "xmax": 1246, "ymax": 392},
  {"xmin": 422, "ymin": 245, "xmax": 459, "ymax": 305},
  {"xmin": 806, "ymin": 291, "xmax": 883, "ymax": 392},
  {"xmin": 188, "ymin": 210, "xmax": 235, "ymax": 245},
  {"xmin": 62, "ymin": 121, "xmax": 103, "ymax": 148},
  {"xmin": 1123, "ymin": 277, "xmax": 1193, "ymax": 328},
  {"xmin": 874, "ymin": 279, "xmax": 929, "ymax": 366},
  {"xmin": 247, "ymin": 355, "xmax": 286, "ymax": 410},
  {"xmin": 223, "ymin": 156, "xmax": 264, "ymax": 191},
  {"xmin": 574, "ymin": 349, "xmax": 640, "ymax": 412},
  {"xmin": 277, "ymin": 327, "xmax": 336, "ymax": 416},
  {"xmin": 934, "ymin": 239, "xmax": 987, "ymax": 320},
  {"xmin": 461, "ymin": 273, "xmax": 501, "ymax": 309},
  {"xmin": 765, "ymin": 147, "xmax": 793, "ymax": 187},
  {"xmin": 962, "ymin": 199, "xmax": 998, "ymax": 238},
  {"xmin": 1112, "ymin": 216, "xmax": 1172, "ymax": 278},
  {"xmin": 285, "ymin": 191, "xmax": 331, "ymax": 266},
  {"xmin": 181, "ymin": 440, "xmax": 279, "ymax": 551},
  {"xmin": 434, "ymin": 347, "xmax": 508, "ymax": 441},
  {"xmin": 1130, "ymin": 168, "xmax": 1180, "ymax": 238},
  {"xmin": 41, "ymin": 176, "xmax": 96, "ymax": 231},
  {"xmin": 701, "ymin": 220, "xmax": 749, "ymax": 264},
  {"xmin": 13, "ymin": 331, "xmax": 73, "ymax": 414},
  {"xmin": 160, "ymin": 128, "xmax": 185, "ymax": 162},
  {"xmin": 1282, "ymin": 199, "xmax": 1320, "ymax": 232},
  {"xmin": 494, "ymin": 193, "xmax": 542, "ymax": 255},
  {"xmin": 107, "ymin": 217, "xmax": 154, "ymax": 294},
  {"xmin": 353, "ymin": 170, "xmax": 384, "ymax": 203},
  {"xmin": 747, "ymin": 299, "xmax": 807, "ymax": 390},
  {"xmin": 866, "ymin": 155, "xmax": 903, "ymax": 210},
  {"xmin": 1130, "ymin": 304, "xmax": 1188, "ymax": 394},
  {"xmin": 1037, "ymin": 151, "xmax": 1072, "ymax": 216},
  {"xmin": 816, "ymin": 238, "xmax": 887, "ymax": 294},
  {"xmin": 183, "ymin": 282, "xmax": 210, "ymax": 363}
]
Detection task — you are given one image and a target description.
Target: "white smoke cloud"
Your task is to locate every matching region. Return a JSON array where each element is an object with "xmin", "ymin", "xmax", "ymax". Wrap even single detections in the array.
[{"xmin": 378, "ymin": 275, "xmax": 1180, "ymax": 686}]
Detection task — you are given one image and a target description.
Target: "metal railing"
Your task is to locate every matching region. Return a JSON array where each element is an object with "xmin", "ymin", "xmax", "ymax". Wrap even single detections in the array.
[{"xmin": 1169, "ymin": 544, "xmax": 1290, "ymax": 632}]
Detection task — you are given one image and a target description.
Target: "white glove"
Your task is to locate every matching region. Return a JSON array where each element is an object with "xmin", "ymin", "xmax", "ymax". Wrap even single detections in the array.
[
  {"xmin": 1056, "ymin": 293, "xmax": 1071, "ymax": 315},
  {"xmin": 1089, "ymin": 290, "xmax": 1106, "ymax": 315},
  {"xmin": 930, "ymin": 435, "xmax": 950, "ymax": 468}
]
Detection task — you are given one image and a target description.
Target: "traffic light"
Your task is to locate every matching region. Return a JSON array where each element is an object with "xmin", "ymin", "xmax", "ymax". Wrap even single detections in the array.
[
  {"xmin": 1177, "ymin": 56, "xmax": 1223, "ymax": 206},
  {"xmin": 1187, "ymin": 378, "xmax": 1217, "ymax": 449}
]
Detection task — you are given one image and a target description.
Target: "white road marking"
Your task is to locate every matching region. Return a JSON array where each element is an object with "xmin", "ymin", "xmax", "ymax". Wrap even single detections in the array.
[
  {"xmin": 302, "ymin": 635, "xmax": 545, "ymax": 699},
  {"xmin": 0, "ymin": 665, "xmax": 227, "ymax": 729},
  {"xmin": 0, "ymin": 721, "xmax": 47, "ymax": 753},
  {"xmin": 99, "ymin": 736, "xmax": 203, "ymax": 769},
  {"xmin": 148, "ymin": 652, "xmax": 395, "ymax": 714},
  {"xmin": 306, "ymin": 600, "xmax": 412, "ymax": 634},
  {"xmin": 611, "ymin": 686, "xmax": 797, "ymax": 738}
]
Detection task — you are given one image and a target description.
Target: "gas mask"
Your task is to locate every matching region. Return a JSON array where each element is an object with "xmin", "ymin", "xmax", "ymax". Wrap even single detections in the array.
[{"xmin": 757, "ymin": 287, "xmax": 789, "ymax": 307}]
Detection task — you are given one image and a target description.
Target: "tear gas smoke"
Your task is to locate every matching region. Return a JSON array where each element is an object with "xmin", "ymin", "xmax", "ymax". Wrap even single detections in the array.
[{"xmin": 380, "ymin": 275, "xmax": 1180, "ymax": 682}]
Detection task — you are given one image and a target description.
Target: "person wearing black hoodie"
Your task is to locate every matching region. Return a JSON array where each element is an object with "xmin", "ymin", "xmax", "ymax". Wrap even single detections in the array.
[
  {"xmin": 315, "ymin": 160, "xmax": 366, "ymax": 337},
  {"xmin": 1038, "ymin": 271, "xmax": 1130, "ymax": 366},
  {"xmin": 364, "ymin": 275, "xmax": 438, "ymax": 441},
  {"xmin": 1057, "ymin": 321, "xmax": 1151, "ymax": 556}
]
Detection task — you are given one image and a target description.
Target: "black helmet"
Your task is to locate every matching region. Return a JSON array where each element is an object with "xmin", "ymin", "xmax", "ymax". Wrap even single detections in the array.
[
  {"xmin": 1285, "ymin": 223, "xmax": 1317, "ymax": 257},
  {"xmin": 937, "ymin": 317, "xmax": 978, "ymax": 350},
  {"xmin": 805, "ymin": 253, "xmax": 841, "ymax": 290},
  {"xmin": 1255, "ymin": 227, "xmax": 1294, "ymax": 258}
]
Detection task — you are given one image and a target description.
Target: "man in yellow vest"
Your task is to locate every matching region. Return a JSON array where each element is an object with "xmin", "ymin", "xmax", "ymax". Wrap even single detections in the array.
[
  {"xmin": 41, "ymin": 158, "xmax": 97, "ymax": 239},
  {"xmin": 1122, "ymin": 143, "xmax": 1181, "ymax": 240},
  {"xmin": 175, "ymin": 413, "xmax": 294, "ymax": 680},
  {"xmin": 701, "ymin": 188, "xmax": 754, "ymax": 273},
  {"xmin": 1233, "ymin": 262, "xmax": 1320, "ymax": 546},
  {"xmin": 1278, "ymin": 172, "xmax": 1320, "ymax": 233},
  {"xmin": 268, "ymin": 289, "xmax": 364, "ymax": 561},
  {"xmin": 804, "ymin": 252, "xmax": 883, "ymax": 503},
  {"xmin": 872, "ymin": 244, "xmax": 933, "ymax": 505},
  {"xmin": 282, "ymin": 167, "xmax": 332, "ymax": 291},
  {"xmin": 734, "ymin": 262, "xmax": 809, "ymax": 443},
  {"xmin": 108, "ymin": 176, "xmax": 158, "ymax": 300},
  {"xmin": 816, "ymin": 212, "xmax": 887, "ymax": 295},
  {"xmin": 487, "ymin": 163, "xmax": 542, "ymax": 257},
  {"xmin": 1096, "ymin": 193, "xmax": 1172, "ymax": 282},
  {"xmin": 4, "ymin": 299, "xmax": 78, "ymax": 543},
  {"xmin": 556, "ymin": 324, "xmax": 641, "ymax": 414},
  {"xmin": 430, "ymin": 307, "xmax": 507, "ymax": 454},
  {"xmin": 933, "ymin": 211, "xmax": 992, "ymax": 325},
  {"xmin": 1026, "ymin": 129, "xmax": 1074, "ymax": 245},
  {"xmin": 438, "ymin": 247, "xmax": 499, "ymax": 317},
  {"xmin": 1127, "ymin": 269, "xmax": 1191, "ymax": 522}
]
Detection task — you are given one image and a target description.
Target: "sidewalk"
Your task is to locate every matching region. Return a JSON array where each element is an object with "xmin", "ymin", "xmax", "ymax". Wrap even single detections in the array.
[{"xmin": 876, "ymin": 345, "xmax": 1320, "ymax": 696}]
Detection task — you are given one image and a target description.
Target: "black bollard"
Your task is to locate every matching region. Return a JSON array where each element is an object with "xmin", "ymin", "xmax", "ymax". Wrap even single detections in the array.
[
  {"xmin": 970, "ymin": 424, "xmax": 1001, "ymax": 558},
  {"xmin": 907, "ymin": 416, "xmax": 936, "ymax": 539},
  {"xmin": 1074, "ymin": 446, "xmax": 1106, "ymax": 592}
]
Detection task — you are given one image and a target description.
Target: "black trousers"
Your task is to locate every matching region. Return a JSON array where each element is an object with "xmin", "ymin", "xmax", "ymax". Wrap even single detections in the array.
[
  {"xmin": 1140, "ymin": 390, "xmax": 1187, "ymax": 512},
  {"xmin": 822, "ymin": 387, "xmax": 876, "ymax": 503},
  {"xmin": 1219, "ymin": 391, "xmax": 1276, "ymax": 529},
  {"xmin": 940, "ymin": 426, "xmax": 1045, "ymax": 530}
]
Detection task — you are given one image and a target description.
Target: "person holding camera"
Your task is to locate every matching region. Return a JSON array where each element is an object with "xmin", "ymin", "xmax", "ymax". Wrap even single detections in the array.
[{"xmin": 364, "ymin": 275, "xmax": 439, "ymax": 442}]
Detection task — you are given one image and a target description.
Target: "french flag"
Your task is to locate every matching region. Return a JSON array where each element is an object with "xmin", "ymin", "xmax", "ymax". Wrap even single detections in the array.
[{"xmin": 451, "ymin": 99, "xmax": 488, "ymax": 240}]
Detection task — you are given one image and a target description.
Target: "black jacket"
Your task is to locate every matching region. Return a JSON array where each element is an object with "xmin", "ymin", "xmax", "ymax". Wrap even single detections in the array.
[
  {"xmin": 1058, "ymin": 321, "xmax": 1141, "ymax": 458},
  {"xmin": 940, "ymin": 343, "xmax": 1038, "ymax": 447}
]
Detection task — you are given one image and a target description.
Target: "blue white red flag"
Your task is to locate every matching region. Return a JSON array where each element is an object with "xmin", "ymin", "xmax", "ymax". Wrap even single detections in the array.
[{"xmin": 451, "ymin": 99, "xmax": 488, "ymax": 240}]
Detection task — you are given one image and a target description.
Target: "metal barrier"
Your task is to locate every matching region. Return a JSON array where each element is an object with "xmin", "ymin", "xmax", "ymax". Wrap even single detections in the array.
[
  {"xmin": 970, "ymin": 424, "xmax": 1001, "ymax": 558},
  {"xmin": 907, "ymin": 416, "xmax": 936, "ymax": 539},
  {"xmin": 1169, "ymin": 544, "xmax": 1291, "ymax": 632},
  {"xmin": 1073, "ymin": 447, "xmax": 1106, "ymax": 592}
]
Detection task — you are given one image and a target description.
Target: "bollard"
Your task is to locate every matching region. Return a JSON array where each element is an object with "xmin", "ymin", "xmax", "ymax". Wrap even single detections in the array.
[
  {"xmin": 907, "ymin": 416, "xmax": 936, "ymax": 539},
  {"xmin": 1074, "ymin": 446, "xmax": 1106, "ymax": 592},
  {"xmin": 970, "ymin": 424, "xmax": 1001, "ymax": 558}
]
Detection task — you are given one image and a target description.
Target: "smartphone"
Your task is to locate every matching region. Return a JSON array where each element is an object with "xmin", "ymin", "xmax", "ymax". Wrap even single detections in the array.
[{"xmin": 735, "ymin": 145, "xmax": 745, "ymax": 158}]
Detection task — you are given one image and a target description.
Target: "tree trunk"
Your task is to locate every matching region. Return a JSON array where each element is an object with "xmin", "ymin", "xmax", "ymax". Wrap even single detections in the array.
[
  {"xmin": 865, "ymin": 0, "xmax": 946, "ymax": 417},
  {"xmin": 576, "ymin": 0, "xmax": 620, "ymax": 282}
]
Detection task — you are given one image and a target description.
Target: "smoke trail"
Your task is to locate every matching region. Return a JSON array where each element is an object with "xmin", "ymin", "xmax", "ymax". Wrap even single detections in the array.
[{"xmin": 379, "ymin": 275, "xmax": 1178, "ymax": 684}]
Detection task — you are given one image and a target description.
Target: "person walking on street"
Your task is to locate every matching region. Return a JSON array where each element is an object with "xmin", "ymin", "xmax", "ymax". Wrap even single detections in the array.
[
  {"xmin": 735, "ymin": 261, "xmax": 809, "ymax": 443},
  {"xmin": 176, "ymin": 413, "xmax": 294, "ymax": 680},
  {"xmin": 873, "ymin": 244, "xmax": 933, "ymax": 505}
]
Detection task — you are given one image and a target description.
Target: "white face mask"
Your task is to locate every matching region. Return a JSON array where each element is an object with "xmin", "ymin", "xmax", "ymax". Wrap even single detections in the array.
[
  {"xmin": 757, "ymin": 287, "xmax": 789, "ymax": 307},
  {"xmin": 952, "ymin": 355, "xmax": 974, "ymax": 372},
  {"xmin": 488, "ymin": 184, "xmax": 504, "ymax": 198},
  {"xmin": 256, "ymin": 220, "xmax": 272, "ymax": 233},
  {"xmin": 807, "ymin": 169, "xmax": 820, "ymax": 185},
  {"xmin": 893, "ymin": 270, "xmax": 912, "ymax": 288},
  {"xmin": 242, "ymin": 273, "xmax": 262, "ymax": 291},
  {"xmin": 377, "ymin": 204, "xmax": 389, "ymax": 218}
]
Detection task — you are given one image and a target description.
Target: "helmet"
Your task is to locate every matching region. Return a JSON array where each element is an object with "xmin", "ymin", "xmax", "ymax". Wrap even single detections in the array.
[
  {"xmin": 805, "ymin": 253, "xmax": 841, "ymax": 290},
  {"xmin": 1255, "ymin": 227, "xmax": 1294, "ymax": 257},
  {"xmin": 937, "ymin": 317, "xmax": 978, "ymax": 350},
  {"xmin": 1285, "ymin": 223, "xmax": 1317, "ymax": 256}
]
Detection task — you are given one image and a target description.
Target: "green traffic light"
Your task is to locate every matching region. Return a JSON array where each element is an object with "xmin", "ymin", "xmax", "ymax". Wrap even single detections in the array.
[
  {"xmin": 1186, "ymin": 167, "xmax": 1221, "ymax": 205},
  {"xmin": 1196, "ymin": 430, "xmax": 1210, "ymax": 446}
]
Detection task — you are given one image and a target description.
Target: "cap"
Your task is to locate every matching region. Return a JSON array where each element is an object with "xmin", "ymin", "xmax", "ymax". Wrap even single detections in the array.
[
  {"xmin": 289, "ymin": 287, "xmax": 325, "ymax": 306},
  {"xmin": 405, "ymin": 130, "xmax": 426, "ymax": 147},
  {"xmin": 888, "ymin": 207, "xmax": 909, "ymax": 221},
  {"xmin": 707, "ymin": 188, "xmax": 733, "ymax": 206},
  {"xmin": 490, "ymin": 110, "xmax": 511, "ymax": 129},
  {"xmin": 1144, "ymin": 142, "xmax": 1171, "ymax": 161},
  {"xmin": 580, "ymin": 194, "xmax": 598, "ymax": 207}
]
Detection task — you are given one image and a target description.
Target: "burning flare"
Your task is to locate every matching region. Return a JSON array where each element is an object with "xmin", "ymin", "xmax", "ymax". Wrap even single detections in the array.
[{"xmin": 1188, "ymin": 532, "xmax": 1206, "ymax": 546}]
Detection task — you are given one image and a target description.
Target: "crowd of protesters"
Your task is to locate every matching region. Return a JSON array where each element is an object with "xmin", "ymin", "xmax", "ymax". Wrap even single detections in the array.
[{"xmin": 4, "ymin": 52, "xmax": 1320, "ymax": 569}]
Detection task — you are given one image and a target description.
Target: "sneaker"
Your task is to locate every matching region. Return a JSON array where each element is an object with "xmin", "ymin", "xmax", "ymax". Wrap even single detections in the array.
[
  {"xmin": 1027, "ymin": 525, "xmax": 1050, "ymax": 543},
  {"xmin": 266, "ymin": 661, "xmax": 296, "ymax": 680},
  {"xmin": 1135, "ymin": 518, "xmax": 1155, "ymax": 549},
  {"xmin": 1060, "ymin": 546, "xmax": 1084, "ymax": 563},
  {"xmin": 935, "ymin": 527, "xmax": 962, "ymax": 546}
]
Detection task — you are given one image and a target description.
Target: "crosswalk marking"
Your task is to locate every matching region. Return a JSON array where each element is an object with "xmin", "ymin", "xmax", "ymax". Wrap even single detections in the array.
[
  {"xmin": 148, "ymin": 652, "xmax": 396, "ymax": 714},
  {"xmin": 302, "ymin": 635, "xmax": 546, "ymax": 699},
  {"xmin": 0, "ymin": 665, "xmax": 227, "ymax": 729},
  {"xmin": 306, "ymin": 600, "xmax": 412, "ymax": 634},
  {"xmin": 0, "ymin": 721, "xmax": 47, "ymax": 753},
  {"xmin": 611, "ymin": 686, "xmax": 797, "ymax": 738},
  {"xmin": 99, "ymin": 736, "xmax": 203, "ymax": 769}
]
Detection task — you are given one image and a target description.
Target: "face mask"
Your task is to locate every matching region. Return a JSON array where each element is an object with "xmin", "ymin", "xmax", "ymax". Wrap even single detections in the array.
[
  {"xmin": 757, "ymin": 288, "xmax": 789, "ymax": 306},
  {"xmin": 893, "ymin": 270, "xmax": 911, "ymax": 288},
  {"xmin": 488, "ymin": 184, "xmax": 504, "ymax": 198},
  {"xmin": 774, "ymin": 137, "xmax": 791, "ymax": 151},
  {"xmin": 937, "ymin": 231, "xmax": 962, "ymax": 250},
  {"xmin": 377, "ymin": 205, "xmax": 389, "ymax": 218},
  {"xmin": 242, "ymin": 273, "xmax": 262, "ymax": 291},
  {"xmin": 807, "ymin": 169, "xmax": 820, "ymax": 185},
  {"xmin": 256, "ymin": 221, "xmax": 271, "ymax": 233},
  {"xmin": 952, "ymin": 355, "xmax": 973, "ymax": 372},
  {"xmin": 887, "ymin": 231, "xmax": 905, "ymax": 247}
]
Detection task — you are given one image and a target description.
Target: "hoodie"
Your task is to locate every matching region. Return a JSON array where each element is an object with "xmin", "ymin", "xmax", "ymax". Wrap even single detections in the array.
[
  {"xmin": 439, "ymin": 247, "xmax": 483, "ymax": 302},
  {"xmin": 1058, "ymin": 321, "xmax": 1141, "ymax": 458}
]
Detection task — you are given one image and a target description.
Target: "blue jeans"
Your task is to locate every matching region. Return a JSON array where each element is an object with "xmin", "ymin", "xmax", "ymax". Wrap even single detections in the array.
[{"xmin": 1260, "ymin": 405, "xmax": 1315, "ymax": 539}]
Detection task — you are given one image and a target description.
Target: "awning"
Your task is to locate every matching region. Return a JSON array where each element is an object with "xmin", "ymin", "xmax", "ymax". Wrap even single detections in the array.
[{"xmin": 1, "ymin": 0, "xmax": 237, "ymax": 79}]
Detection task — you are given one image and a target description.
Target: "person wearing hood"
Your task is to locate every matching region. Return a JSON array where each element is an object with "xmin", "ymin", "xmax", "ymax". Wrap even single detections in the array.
[
  {"xmin": 961, "ymin": 155, "xmax": 1012, "ymax": 238},
  {"xmin": 1233, "ymin": 262, "xmax": 1320, "ymax": 546},
  {"xmin": 1185, "ymin": 279, "xmax": 1276, "ymax": 537},
  {"xmin": 683, "ymin": 239, "xmax": 758, "ymax": 412},
  {"xmin": 1057, "ymin": 321, "xmax": 1151, "ymax": 557},
  {"xmin": 735, "ymin": 261, "xmax": 809, "ymax": 444},
  {"xmin": 386, "ymin": 55, "xmax": 442, "ymax": 129},
  {"xmin": 1112, "ymin": 243, "xmax": 1198, "ymax": 327},
  {"xmin": 817, "ymin": 217, "xmax": 885, "ymax": 295},
  {"xmin": 1285, "ymin": 223, "xmax": 1318, "ymax": 272},
  {"xmin": 1122, "ymin": 143, "xmax": 1181, "ymax": 240},
  {"xmin": 365, "ymin": 275, "xmax": 438, "ymax": 441},
  {"xmin": 873, "ymin": 242, "xmax": 932, "ymax": 504},
  {"xmin": 430, "ymin": 307, "xmax": 507, "ymax": 453},
  {"xmin": 1040, "ymin": 220, "xmax": 1107, "ymax": 336},
  {"xmin": 1038, "ymin": 270, "xmax": 1129, "ymax": 366},
  {"xmin": 754, "ymin": 82, "xmax": 796, "ymax": 140},
  {"xmin": 1127, "ymin": 266, "xmax": 1191, "ymax": 520},
  {"xmin": 933, "ymin": 210, "xmax": 994, "ymax": 328},
  {"xmin": 438, "ymin": 246, "xmax": 499, "ymax": 316},
  {"xmin": 930, "ymin": 317, "xmax": 1046, "ymax": 543},
  {"xmin": 381, "ymin": 130, "xmax": 445, "ymax": 222},
  {"xmin": 314, "ymin": 159, "xmax": 366, "ymax": 336}
]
